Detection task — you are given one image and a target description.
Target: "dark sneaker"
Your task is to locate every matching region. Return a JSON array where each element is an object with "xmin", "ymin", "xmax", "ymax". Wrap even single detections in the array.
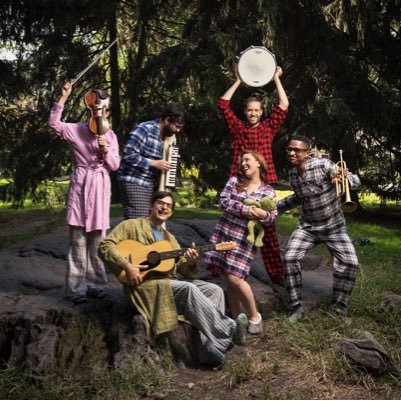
[
  {"xmin": 248, "ymin": 312, "xmax": 263, "ymax": 334},
  {"xmin": 233, "ymin": 313, "xmax": 248, "ymax": 345},
  {"xmin": 288, "ymin": 306, "xmax": 304, "ymax": 323},
  {"xmin": 87, "ymin": 287, "xmax": 108, "ymax": 299},
  {"xmin": 70, "ymin": 295, "xmax": 89, "ymax": 305},
  {"xmin": 198, "ymin": 342, "xmax": 226, "ymax": 367}
]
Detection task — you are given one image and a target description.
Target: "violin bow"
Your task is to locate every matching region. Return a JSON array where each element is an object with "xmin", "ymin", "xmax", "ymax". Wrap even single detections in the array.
[{"xmin": 71, "ymin": 37, "xmax": 118, "ymax": 85}]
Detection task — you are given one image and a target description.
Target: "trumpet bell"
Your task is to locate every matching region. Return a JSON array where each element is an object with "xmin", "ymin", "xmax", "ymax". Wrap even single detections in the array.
[
  {"xmin": 336, "ymin": 150, "xmax": 358, "ymax": 214},
  {"xmin": 342, "ymin": 201, "xmax": 358, "ymax": 214}
]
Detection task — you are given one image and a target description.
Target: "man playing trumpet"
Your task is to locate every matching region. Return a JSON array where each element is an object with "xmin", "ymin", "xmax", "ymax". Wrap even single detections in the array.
[{"xmin": 277, "ymin": 135, "xmax": 361, "ymax": 323}]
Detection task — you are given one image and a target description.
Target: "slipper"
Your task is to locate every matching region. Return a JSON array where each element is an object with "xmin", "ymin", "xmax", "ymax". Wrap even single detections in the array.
[
  {"xmin": 233, "ymin": 313, "xmax": 248, "ymax": 345},
  {"xmin": 248, "ymin": 312, "xmax": 263, "ymax": 334}
]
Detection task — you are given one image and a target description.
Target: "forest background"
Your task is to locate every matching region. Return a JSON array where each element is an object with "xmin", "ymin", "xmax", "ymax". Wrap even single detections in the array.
[
  {"xmin": 0, "ymin": 0, "xmax": 400, "ymax": 207},
  {"xmin": 1, "ymin": 1, "xmax": 401, "ymax": 399}
]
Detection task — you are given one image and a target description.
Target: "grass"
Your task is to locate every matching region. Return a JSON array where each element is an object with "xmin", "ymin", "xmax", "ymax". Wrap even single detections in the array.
[
  {"xmin": 0, "ymin": 354, "xmax": 175, "ymax": 399},
  {"xmin": 0, "ymin": 187, "xmax": 401, "ymax": 398},
  {"xmin": 195, "ymin": 300, "xmax": 401, "ymax": 399},
  {"xmin": 0, "ymin": 206, "xmax": 65, "ymax": 249},
  {"xmin": 204, "ymin": 198, "xmax": 401, "ymax": 399}
]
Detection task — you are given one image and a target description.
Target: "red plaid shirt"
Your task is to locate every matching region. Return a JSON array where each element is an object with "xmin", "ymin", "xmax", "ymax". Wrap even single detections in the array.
[{"xmin": 218, "ymin": 98, "xmax": 288, "ymax": 184}]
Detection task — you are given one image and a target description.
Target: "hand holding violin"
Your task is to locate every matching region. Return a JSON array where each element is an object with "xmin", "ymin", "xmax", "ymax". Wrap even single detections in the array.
[
  {"xmin": 84, "ymin": 90, "xmax": 111, "ymax": 160},
  {"xmin": 96, "ymin": 135, "xmax": 109, "ymax": 154}
]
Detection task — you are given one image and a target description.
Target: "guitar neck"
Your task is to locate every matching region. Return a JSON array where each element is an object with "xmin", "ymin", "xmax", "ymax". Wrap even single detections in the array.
[{"xmin": 159, "ymin": 244, "xmax": 218, "ymax": 261}]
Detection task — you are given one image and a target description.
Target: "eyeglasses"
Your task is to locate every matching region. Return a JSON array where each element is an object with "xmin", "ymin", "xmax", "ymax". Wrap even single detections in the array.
[
  {"xmin": 155, "ymin": 199, "xmax": 173, "ymax": 210},
  {"xmin": 286, "ymin": 147, "xmax": 309, "ymax": 154}
]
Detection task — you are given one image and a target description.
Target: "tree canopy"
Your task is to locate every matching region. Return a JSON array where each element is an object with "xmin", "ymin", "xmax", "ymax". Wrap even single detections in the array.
[{"xmin": 1, "ymin": 0, "xmax": 400, "ymax": 206}]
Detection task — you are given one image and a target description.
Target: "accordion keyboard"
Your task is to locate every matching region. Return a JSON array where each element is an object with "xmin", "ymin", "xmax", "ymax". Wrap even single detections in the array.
[{"xmin": 165, "ymin": 145, "xmax": 180, "ymax": 188}]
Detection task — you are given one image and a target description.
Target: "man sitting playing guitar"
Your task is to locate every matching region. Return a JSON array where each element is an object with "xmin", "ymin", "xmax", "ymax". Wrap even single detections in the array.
[{"xmin": 98, "ymin": 191, "xmax": 248, "ymax": 366}]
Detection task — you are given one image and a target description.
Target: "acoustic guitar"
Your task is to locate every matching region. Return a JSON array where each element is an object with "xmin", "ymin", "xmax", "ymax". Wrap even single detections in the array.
[{"xmin": 116, "ymin": 239, "xmax": 237, "ymax": 283}]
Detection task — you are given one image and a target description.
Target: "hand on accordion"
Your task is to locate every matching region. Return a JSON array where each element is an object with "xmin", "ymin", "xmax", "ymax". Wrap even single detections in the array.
[{"xmin": 151, "ymin": 159, "xmax": 171, "ymax": 172}]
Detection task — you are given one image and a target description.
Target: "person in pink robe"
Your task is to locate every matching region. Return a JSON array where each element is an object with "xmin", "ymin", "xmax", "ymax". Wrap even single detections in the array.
[{"xmin": 48, "ymin": 81, "xmax": 120, "ymax": 304}]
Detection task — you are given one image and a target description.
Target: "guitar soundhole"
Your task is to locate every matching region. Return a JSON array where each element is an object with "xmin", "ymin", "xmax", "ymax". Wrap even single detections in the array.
[{"xmin": 147, "ymin": 251, "xmax": 161, "ymax": 267}]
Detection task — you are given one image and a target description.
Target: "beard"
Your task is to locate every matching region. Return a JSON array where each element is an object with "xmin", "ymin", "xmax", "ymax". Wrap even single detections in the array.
[{"xmin": 161, "ymin": 124, "xmax": 175, "ymax": 137}]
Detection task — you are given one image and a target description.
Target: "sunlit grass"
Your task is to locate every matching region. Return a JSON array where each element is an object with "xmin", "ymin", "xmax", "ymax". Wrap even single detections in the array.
[
  {"xmin": 359, "ymin": 191, "xmax": 401, "ymax": 213},
  {"xmin": 3, "ymin": 187, "xmax": 400, "ymax": 251}
]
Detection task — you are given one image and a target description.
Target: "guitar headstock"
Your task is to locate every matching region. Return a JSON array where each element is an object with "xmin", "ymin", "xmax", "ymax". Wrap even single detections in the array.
[{"xmin": 215, "ymin": 241, "xmax": 237, "ymax": 251}]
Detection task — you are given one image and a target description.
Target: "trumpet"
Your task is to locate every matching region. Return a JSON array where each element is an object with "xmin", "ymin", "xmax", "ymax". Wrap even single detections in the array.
[{"xmin": 335, "ymin": 150, "xmax": 358, "ymax": 213}]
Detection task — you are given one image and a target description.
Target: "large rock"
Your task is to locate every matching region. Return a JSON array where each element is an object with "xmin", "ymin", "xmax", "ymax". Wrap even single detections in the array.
[{"xmin": 0, "ymin": 218, "xmax": 334, "ymax": 374}]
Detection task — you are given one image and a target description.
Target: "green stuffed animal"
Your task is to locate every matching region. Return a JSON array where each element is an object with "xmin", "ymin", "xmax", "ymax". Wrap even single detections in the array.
[{"xmin": 243, "ymin": 196, "xmax": 276, "ymax": 248}]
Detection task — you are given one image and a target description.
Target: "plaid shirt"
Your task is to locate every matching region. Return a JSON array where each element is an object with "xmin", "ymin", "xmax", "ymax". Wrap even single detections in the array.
[
  {"xmin": 203, "ymin": 176, "xmax": 277, "ymax": 278},
  {"xmin": 118, "ymin": 119, "xmax": 163, "ymax": 188},
  {"xmin": 218, "ymin": 98, "xmax": 288, "ymax": 184},
  {"xmin": 277, "ymin": 157, "xmax": 361, "ymax": 233}
]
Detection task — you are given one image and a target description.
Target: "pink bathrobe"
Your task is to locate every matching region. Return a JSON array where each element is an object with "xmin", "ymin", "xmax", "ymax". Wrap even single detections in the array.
[{"xmin": 48, "ymin": 103, "xmax": 120, "ymax": 233}]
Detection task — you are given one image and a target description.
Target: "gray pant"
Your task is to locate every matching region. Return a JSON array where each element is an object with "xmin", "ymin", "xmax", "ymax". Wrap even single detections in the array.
[{"xmin": 170, "ymin": 279, "xmax": 235, "ymax": 354}]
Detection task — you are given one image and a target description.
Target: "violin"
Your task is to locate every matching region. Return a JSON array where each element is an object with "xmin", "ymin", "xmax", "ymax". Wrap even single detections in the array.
[{"xmin": 84, "ymin": 90, "xmax": 110, "ymax": 160}]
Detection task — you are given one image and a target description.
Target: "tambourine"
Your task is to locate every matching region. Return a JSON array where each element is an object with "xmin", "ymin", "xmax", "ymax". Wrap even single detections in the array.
[{"xmin": 237, "ymin": 46, "xmax": 276, "ymax": 87}]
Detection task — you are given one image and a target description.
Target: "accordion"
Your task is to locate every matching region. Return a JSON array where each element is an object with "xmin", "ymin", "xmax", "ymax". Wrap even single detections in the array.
[{"xmin": 158, "ymin": 136, "xmax": 180, "ymax": 190}]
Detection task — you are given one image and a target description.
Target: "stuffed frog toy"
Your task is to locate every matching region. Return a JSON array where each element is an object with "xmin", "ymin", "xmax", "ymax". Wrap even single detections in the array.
[{"xmin": 243, "ymin": 196, "xmax": 276, "ymax": 248}]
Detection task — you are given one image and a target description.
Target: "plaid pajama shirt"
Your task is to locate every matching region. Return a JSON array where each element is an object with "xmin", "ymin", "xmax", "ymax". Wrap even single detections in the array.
[
  {"xmin": 277, "ymin": 157, "xmax": 361, "ymax": 314},
  {"xmin": 118, "ymin": 119, "xmax": 164, "ymax": 220},
  {"xmin": 118, "ymin": 119, "xmax": 163, "ymax": 188},
  {"xmin": 218, "ymin": 98, "xmax": 288, "ymax": 283},
  {"xmin": 203, "ymin": 177, "xmax": 277, "ymax": 279}
]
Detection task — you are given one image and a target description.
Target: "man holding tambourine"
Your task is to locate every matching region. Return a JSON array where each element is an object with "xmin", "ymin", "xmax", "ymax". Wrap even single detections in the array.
[{"xmin": 218, "ymin": 46, "xmax": 289, "ymax": 287}]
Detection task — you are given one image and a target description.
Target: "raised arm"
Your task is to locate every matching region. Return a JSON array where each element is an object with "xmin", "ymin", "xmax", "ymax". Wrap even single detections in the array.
[
  {"xmin": 221, "ymin": 66, "xmax": 241, "ymax": 101},
  {"xmin": 57, "ymin": 81, "xmax": 73, "ymax": 107},
  {"xmin": 48, "ymin": 82, "xmax": 75, "ymax": 138},
  {"xmin": 273, "ymin": 66, "xmax": 289, "ymax": 111}
]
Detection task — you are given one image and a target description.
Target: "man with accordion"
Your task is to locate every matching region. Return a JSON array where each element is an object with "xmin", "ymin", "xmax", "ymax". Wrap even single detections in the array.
[{"xmin": 117, "ymin": 102, "xmax": 186, "ymax": 220}]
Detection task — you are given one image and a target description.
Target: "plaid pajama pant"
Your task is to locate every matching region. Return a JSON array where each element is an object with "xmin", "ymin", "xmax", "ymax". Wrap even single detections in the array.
[
  {"xmin": 261, "ymin": 224, "xmax": 286, "ymax": 284},
  {"xmin": 119, "ymin": 181, "xmax": 154, "ymax": 220},
  {"xmin": 284, "ymin": 227, "xmax": 358, "ymax": 314},
  {"xmin": 65, "ymin": 226, "xmax": 108, "ymax": 297}
]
